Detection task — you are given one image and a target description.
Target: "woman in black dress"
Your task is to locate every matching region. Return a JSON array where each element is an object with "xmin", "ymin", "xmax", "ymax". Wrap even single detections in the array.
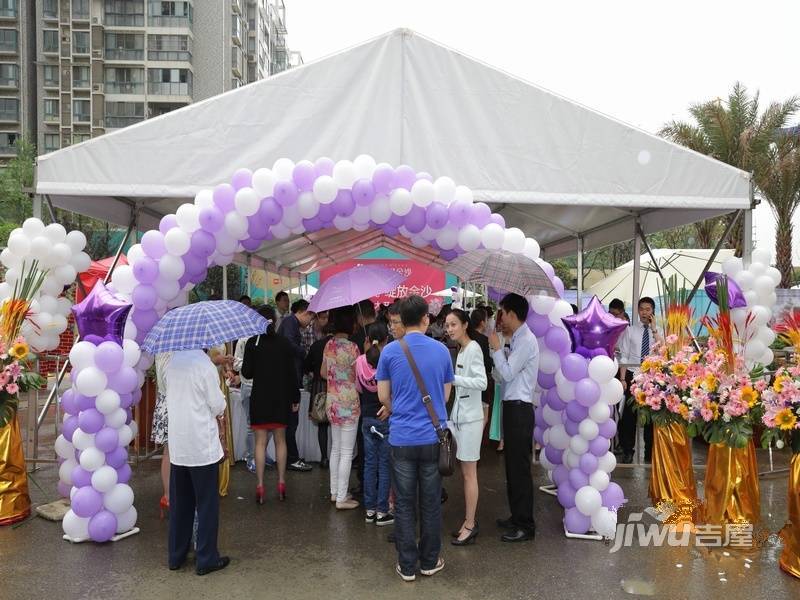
[{"xmin": 241, "ymin": 305, "xmax": 299, "ymax": 504}]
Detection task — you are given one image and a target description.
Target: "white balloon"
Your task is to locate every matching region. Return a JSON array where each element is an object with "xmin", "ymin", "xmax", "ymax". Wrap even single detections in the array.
[
  {"xmin": 297, "ymin": 192, "xmax": 320, "ymax": 219},
  {"xmin": 332, "ymin": 216, "xmax": 352, "ymax": 232},
  {"xmin": 353, "ymin": 154, "xmax": 377, "ymax": 179},
  {"xmin": 389, "ymin": 188, "xmax": 413, "ymax": 216},
  {"xmin": 96, "ymin": 390, "xmax": 121, "ymax": 415},
  {"xmin": 538, "ymin": 451, "xmax": 554, "ymax": 473},
  {"xmin": 234, "ymin": 188, "xmax": 260, "ymax": 217},
  {"xmin": 411, "ymin": 179, "xmax": 436, "ymax": 207},
  {"xmin": 155, "ymin": 278, "xmax": 180, "ymax": 301},
  {"xmin": 0, "ymin": 248, "xmax": 19, "ymax": 270},
  {"xmin": 591, "ymin": 506, "xmax": 617, "ymax": 538},
  {"xmin": 105, "ymin": 407, "xmax": 127, "ymax": 429},
  {"xmin": 30, "ymin": 236, "xmax": 52, "ymax": 261},
  {"xmin": 215, "ymin": 232, "xmax": 238, "ymax": 255},
  {"xmin": 452, "ymin": 185, "xmax": 473, "ymax": 206},
  {"xmin": 601, "ymin": 378, "xmax": 624, "ymax": 405},
  {"xmin": 51, "ymin": 314, "xmax": 68, "ymax": 334},
  {"xmin": 175, "ymin": 203, "xmax": 201, "ymax": 232},
  {"xmin": 54, "ymin": 264, "xmax": 78, "ymax": 286},
  {"xmin": 563, "ymin": 449, "xmax": 579, "ymax": 469},
  {"xmin": 369, "ymin": 195, "xmax": 392, "ymax": 224},
  {"xmin": 531, "ymin": 294, "xmax": 556, "ymax": 314},
  {"xmin": 22, "ymin": 217, "xmax": 45, "ymax": 238},
  {"xmin": 548, "ymin": 424, "xmax": 569, "ymax": 450},
  {"xmin": 502, "ymin": 228, "xmax": 526, "ymax": 254},
  {"xmin": 750, "ymin": 305, "xmax": 771, "ymax": 327},
  {"xmin": 63, "ymin": 510, "xmax": 90, "ymax": 540},
  {"xmin": 123, "ymin": 320, "xmax": 137, "ymax": 341},
  {"xmin": 589, "ymin": 401, "xmax": 611, "ymax": 423},
  {"xmin": 91, "ymin": 465, "xmax": 119, "ymax": 493},
  {"xmin": 272, "ymin": 158, "xmax": 295, "ymax": 181},
  {"xmin": 744, "ymin": 339, "xmax": 767, "ymax": 360},
  {"xmin": 730, "ymin": 308, "xmax": 749, "ymax": 328},
  {"xmin": 733, "ymin": 270, "xmax": 754, "ymax": 291},
  {"xmin": 589, "ymin": 470, "xmax": 610, "ymax": 492},
  {"xmin": 523, "ymin": 237, "xmax": 541, "ymax": 261},
  {"xmin": 539, "ymin": 349, "xmax": 560, "ymax": 374},
  {"xmin": 164, "ymin": 228, "xmax": 190, "ymax": 256},
  {"xmin": 122, "ymin": 339, "xmax": 141, "ymax": 368},
  {"xmin": 118, "ymin": 424, "xmax": 134, "ymax": 447},
  {"xmin": 157, "ymin": 254, "xmax": 185, "ymax": 281},
  {"xmin": 312, "ymin": 175, "xmax": 337, "ymax": 204},
  {"xmin": 71, "ymin": 251, "xmax": 91, "ymax": 273},
  {"xmin": 597, "ymin": 451, "xmax": 617, "ymax": 474},
  {"xmin": 757, "ymin": 327, "xmax": 776, "ymax": 346},
  {"xmin": 435, "ymin": 226, "xmax": 459, "ymax": 251},
  {"xmin": 542, "ymin": 404, "xmax": 563, "ymax": 427},
  {"xmin": 193, "ymin": 188, "xmax": 214, "ymax": 211},
  {"xmin": 352, "ymin": 205, "xmax": 371, "ymax": 226},
  {"xmin": 69, "ymin": 341, "xmax": 97, "ymax": 371},
  {"xmin": 55, "ymin": 435, "xmax": 74, "ymax": 460},
  {"xmin": 457, "ymin": 225, "xmax": 481, "ymax": 252},
  {"xmin": 7, "ymin": 234, "xmax": 30, "ymax": 256},
  {"xmin": 761, "ymin": 292, "xmax": 777, "ymax": 308},
  {"xmin": 721, "ymin": 256, "xmax": 743, "ymax": 276},
  {"xmin": 748, "ymin": 261, "xmax": 766, "ymax": 277},
  {"xmin": 79, "ymin": 447, "xmax": 106, "ymax": 471},
  {"xmin": 44, "ymin": 223, "xmax": 67, "ymax": 244},
  {"xmin": 753, "ymin": 275, "xmax": 775, "ymax": 296},
  {"xmin": 765, "ymin": 266, "xmax": 782, "ymax": 286},
  {"xmin": 290, "ymin": 224, "xmax": 307, "ymax": 235},
  {"xmin": 129, "ymin": 420, "xmax": 139, "ymax": 440},
  {"xmin": 579, "ymin": 419, "xmax": 600, "ymax": 441},
  {"xmin": 332, "ymin": 160, "xmax": 357, "ymax": 189},
  {"xmin": 116, "ymin": 506, "xmax": 138, "ymax": 533},
  {"xmin": 760, "ymin": 348, "xmax": 774, "ymax": 366},
  {"xmin": 556, "ymin": 377, "xmax": 576, "ymax": 402},
  {"xmin": 744, "ymin": 290, "xmax": 759, "ymax": 306},
  {"xmin": 75, "ymin": 367, "xmax": 108, "ymax": 397},
  {"xmin": 588, "ymin": 355, "xmax": 617, "ymax": 383},
  {"xmin": 281, "ymin": 203, "xmax": 303, "ymax": 228},
  {"xmin": 104, "ymin": 483, "xmax": 134, "ymax": 514},
  {"xmin": 125, "ymin": 244, "xmax": 145, "ymax": 266},
  {"xmin": 751, "ymin": 248, "xmax": 771, "ymax": 266},
  {"xmin": 575, "ymin": 486, "xmax": 603, "ymax": 517},
  {"xmin": 549, "ymin": 300, "xmax": 573, "ymax": 326},
  {"xmin": 252, "ymin": 168, "xmax": 276, "ymax": 197},
  {"xmin": 224, "ymin": 211, "xmax": 249, "ymax": 240},
  {"xmin": 480, "ymin": 223, "xmax": 505, "ymax": 250},
  {"xmin": 433, "ymin": 177, "xmax": 457, "ymax": 204},
  {"xmin": 59, "ymin": 457, "xmax": 78, "ymax": 485},
  {"xmin": 50, "ymin": 242, "xmax": 72, "ymax": 266},
  {"xmin": 271, "ymin": 223, "xmax": 291, "ymax": 239},
  {"xmin": 570, "ymin": 435, "xmax": 589, "ymax": 455}
]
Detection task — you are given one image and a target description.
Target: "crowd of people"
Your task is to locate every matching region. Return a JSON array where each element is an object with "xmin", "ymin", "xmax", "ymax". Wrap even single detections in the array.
[{"xmin": 152, "ymin": 290, "xmax": 656, "ymax": 579}]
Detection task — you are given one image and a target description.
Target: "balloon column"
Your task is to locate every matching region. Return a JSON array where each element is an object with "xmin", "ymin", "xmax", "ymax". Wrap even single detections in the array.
[
  {"xmin": 58, "ymin": 283, "xmax": 142, "ymax": 542},
  {"xmin": 0, "ymin": 219, "xmax": 90, "ymax": 351},
  {"xmin": 534, "ymin": 297, "xmax": 628, "ymax": 537}
]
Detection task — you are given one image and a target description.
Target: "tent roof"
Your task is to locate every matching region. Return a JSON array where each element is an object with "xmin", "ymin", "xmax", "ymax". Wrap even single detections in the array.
[{"xmin": 36, "ymin": 28, "xmax": 751, "ymax": 270}]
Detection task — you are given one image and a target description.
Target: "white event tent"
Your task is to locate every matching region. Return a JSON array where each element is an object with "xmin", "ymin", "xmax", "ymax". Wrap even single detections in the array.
[{"xmin": 34, "ymin": 28, "xmax": 753, "ymax": 303}]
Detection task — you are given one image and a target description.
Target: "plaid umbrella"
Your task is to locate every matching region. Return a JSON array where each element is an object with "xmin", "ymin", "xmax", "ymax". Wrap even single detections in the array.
[
  {"xmin": 446, "ymin": 250, "xmax": 558, "ymax": 298},
  {"xmin": 141, "ymin": 300, "xmax": 269, "ymax": 354}
]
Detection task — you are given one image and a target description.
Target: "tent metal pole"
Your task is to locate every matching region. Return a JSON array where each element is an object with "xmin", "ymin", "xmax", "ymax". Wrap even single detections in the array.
[
  {"xmin": 686, "ymin": 209, "xmax": 742, "ymax": 305},
  {"xmin": 742, "ymin": 178, "xmax": 755, "ymax": 265},
  {"xmin": 222, "ymin": 265, "xmax": 228, "ymax": 300},
  {"xmin": 576, "ymin": 236, "xmax": 584, "ymax": 310},
  {"xmin": 632, "ymin": 220, "xmax": 642, "ymax": 320},
  {"xmin": 635, "ymin": 223, "xmax": 668, "ymax": 291}
]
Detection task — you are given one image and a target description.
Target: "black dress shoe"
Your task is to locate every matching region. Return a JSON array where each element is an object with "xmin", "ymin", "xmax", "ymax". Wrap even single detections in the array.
[
  {"xmin": 196, "ymin": 556, "xmax": 230, "ymax": 576},
  {"xmin": 451, "ymin": 522, "xmax": 479, "ymax": 546},
  {"xmin": 496, "ymin": 517, "xmax": 515, "ymax": 529},
  {"xmin": 501, "ymin": 529, "xmax": 534, "ymax": 543}
]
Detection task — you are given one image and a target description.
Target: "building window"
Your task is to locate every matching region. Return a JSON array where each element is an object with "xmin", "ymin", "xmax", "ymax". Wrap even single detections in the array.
[
  {"xmin": 72, "ymin": 133, "xmax": 90, "ymax": 144},
  {"xmin": 148, "ymin": 1, "xmax": 193, "ymax": 28},
  {"xmin": 0, "ymin": 63, "xmax": 17, "ymax": 87},
  {"xmin": 105, "ymin": 67, "xmax": 144, "ymax": 94},
  {"xmin": 104, "ymin": 33, "xmax": 144, "ymax": 60},
  {"xmin": 105, "ymin": 0, "xmax": 145, "ymax": 27},
  {"xmin": 44, "ymin": 98, "xmax": 59, "ymax": 122},
  {"xmin": 73, "ymin": 66, "xmax": 90, "ymax": 88},
  {"xmin": 232, "ymin": 16, "xmax": 242, "ymax": 41},
  {"xmin": 72, "ymin": 31, "xmax": 89, "ymax": 55},
  {"xmin": 71, "ymin": 0, "xmax": 89, "ymax": 19},
  {"xmin": 0, "ymin": 28, "xmax": 17, "ymax": 53},
  {"xmin": 43, "ymin": 0, "xmax": 58, "ymax": 18},
  {"xmin": 147, "ymin": 34, "xmax": 191, "ymax": 61},
  {"xmin": 147, "ymin": 68, "xmax": 192, "ymax": 96},
  {"xmin": 72, "ymin": 99, "xmax": 90, "ymax": 123},
  {"xmin": 0, "ymin": 0, "xmax": 16, "ymax": 19},
  {"xmin": 42, "ymin": 30, "xmax": 58, "ymax": 53},
  {"xmin": 105, "ymin": 101, "xmax": 144, "ymax": 128},
  {"xmin": 0, "ymin": 97, "xmax": 18, "ymax": 121},
  {"xmin": 43, "ymin": 64, "xmax": 59, "ymax": 87},
  {"xmin": 43, "ymin": 133, "xmax": 59, "ymax": 153}
]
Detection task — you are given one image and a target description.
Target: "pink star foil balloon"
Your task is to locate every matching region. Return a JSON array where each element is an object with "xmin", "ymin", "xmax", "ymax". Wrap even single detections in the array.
[
  {"xmin": 703, "ymin": 272, "xmax": 747, "ymax": 308},
  {"xmin": 71, "ymin": 281, "xmax": 133, "ymax": 345},
  {"xmin": 561, "ymin": 296, "xmax": 629, "ymax": 359}
]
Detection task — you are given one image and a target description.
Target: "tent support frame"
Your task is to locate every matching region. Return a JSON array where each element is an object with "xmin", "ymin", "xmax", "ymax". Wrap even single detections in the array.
[{"xmin": 685, "ymin": 209, "xmax": 742, "ymax": 305}]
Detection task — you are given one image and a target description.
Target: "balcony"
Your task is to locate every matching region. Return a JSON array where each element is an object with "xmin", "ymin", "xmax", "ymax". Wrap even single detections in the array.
[
  {"xmin": 0, "ymin": 40, "xmax": 16, "ymax": 54},
  {"xmin": 43, "ymin": 0, "xmax": 57, "ymax": 20},
  {"xmin": 105, "ymin": 115, "xmax": 144, "ymax": 128},
  {"xmin": 148, "ymin": 81, "xmax": 191, "ymax": 96},
  {"xmin": 0, "ymin": 5, "xmax": 16, "ymax": 19},
  {"xmin": 0, "ymin": 109, "xmax": 18, "ymax": 122},
  {"xmin": 148, "ymin": 15, "xmax": 191, "ymax": 29},
  {"xmin": 106, "ymin": 81, "xmax": 144, "ymax": 94},
  {"xmin": 105, "ymin": 48, "xmax": 144, "ymax": 61},
  {"xmin": 104, "ymin": 13, "xmax": 145, "ymax": 27},
  {"xmin": 148, "ymin": 49, "xmax": 190, "ymax": 62},
  {"xmin": 0, "ymin": 76, "xmax": 17, "ymax": 88},
  {"xmin": 73, "ymin": 112, "xmax": 90, "ymax": 124}
]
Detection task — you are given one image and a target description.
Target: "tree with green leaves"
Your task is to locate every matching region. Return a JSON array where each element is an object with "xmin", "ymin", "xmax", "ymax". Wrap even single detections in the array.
[
  {"xmin": 0, "ymin": 138, "xmax": 35, "ymax": 244},
  {"xmin": 659, "ymin": 83, "xmax": 799, "ymax": 265}
]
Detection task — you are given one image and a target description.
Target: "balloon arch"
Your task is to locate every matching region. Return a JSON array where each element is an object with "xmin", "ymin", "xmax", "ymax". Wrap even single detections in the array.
[{"xmin": 55, "ymin": 155, "xmax": 625, "ymax": 542}]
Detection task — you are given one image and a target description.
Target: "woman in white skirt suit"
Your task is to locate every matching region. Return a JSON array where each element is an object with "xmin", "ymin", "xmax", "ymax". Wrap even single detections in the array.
[{"xmin": 445, "ymin": 308, "xmax": 488, "ymax": 546}]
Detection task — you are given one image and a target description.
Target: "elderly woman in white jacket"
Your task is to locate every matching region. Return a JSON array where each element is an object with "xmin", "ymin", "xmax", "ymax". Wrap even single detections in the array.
[{"xmin": 445, "ymin": 308, "xmax": 488, "ymax": 546}]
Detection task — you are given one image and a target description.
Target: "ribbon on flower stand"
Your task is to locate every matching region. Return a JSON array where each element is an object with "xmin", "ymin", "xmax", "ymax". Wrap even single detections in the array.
[
  {"xmin": 703, "ymin": 439, "xmax": 760, "ymax": 526},
  {"xmin": 0, "ymin": 411, "xmax": 31, "ymax": 525},
  {"xmin": 779, "ymin": 431, "xmax": 800, "ymax": 579},
  {"xmin": 649, "ymin": 422, "xmax": 699, "ymax": 524}
]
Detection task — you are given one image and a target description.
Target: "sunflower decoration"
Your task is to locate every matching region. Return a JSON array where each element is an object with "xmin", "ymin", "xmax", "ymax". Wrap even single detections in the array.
[
  {"xmin": 775, "ymin": 408, "xmax": 798, "ymax": 431},
  {"xmin": 671, "ymin": 363, "xmax": 688, "ymax": 377},
  {"xmin": 9, "ymin": 341, "xmax": 29, "ymax": 361},
  {"xmin": 740, "ymin": 386, "xmax": 759, "ymax": 408}
]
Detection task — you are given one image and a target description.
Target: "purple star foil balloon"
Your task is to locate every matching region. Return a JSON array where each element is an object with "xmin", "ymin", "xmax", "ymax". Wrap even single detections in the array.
[
  {"xmin": 71, "ymin": 281, "xmax": 133, "ymax": 345},
  {"xmin": 703, "ymin": 272, "xmax": 747, "ymax": 308},
  {"xmin": 561, "ymin": 296, "xmax": 629, "ymax": 359}
]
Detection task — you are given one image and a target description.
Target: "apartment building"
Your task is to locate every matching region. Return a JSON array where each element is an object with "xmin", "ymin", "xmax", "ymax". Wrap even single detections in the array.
[{"xmin": 0, "ymin": 0, "xmax": 35, "ymax": 162}]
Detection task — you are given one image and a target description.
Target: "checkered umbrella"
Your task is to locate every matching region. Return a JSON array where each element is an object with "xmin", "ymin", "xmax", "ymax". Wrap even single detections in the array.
[
  {"xmin": 446, "ymin": 250, "xmax": 558, "ymax": 298},
  {"xmin": 141, "ymin": 300, "xmax": 269, "ymax": 354}
]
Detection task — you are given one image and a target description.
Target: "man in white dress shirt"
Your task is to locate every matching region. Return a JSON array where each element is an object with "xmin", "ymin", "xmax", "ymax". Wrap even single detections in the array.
[
  {"xmin": 617, "ymin": 296, "xmax": 660, "ymax": 464},
  {"xmin": 165, "ymin": 349, "xmax": 230, "ymax": 575},
  {"xmin": 489, "ymin": 293, "xmax": 539, "ymax": 542}
]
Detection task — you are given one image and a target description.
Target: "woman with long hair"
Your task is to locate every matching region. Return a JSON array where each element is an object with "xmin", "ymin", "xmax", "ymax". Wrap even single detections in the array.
[
  {"xmin": 445, "ymin": 308, "xmax": 488, "ymax": 545},
  {"xmin": 241, "ymin": 305, "xmax": 299, "ymax": 504},
  {"xmin": 305, "ymin": 319, "xmax": 334, "ymax": 468},
  {"xmin": 321, "ymin": 306, "xmax": 361, "ymax": 510}
]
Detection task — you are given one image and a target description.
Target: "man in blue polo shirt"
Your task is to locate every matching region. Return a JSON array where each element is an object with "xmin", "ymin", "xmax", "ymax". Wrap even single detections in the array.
[{"xmin": 377, "ymin": 295, "xmax": 453, "ymax": 582}]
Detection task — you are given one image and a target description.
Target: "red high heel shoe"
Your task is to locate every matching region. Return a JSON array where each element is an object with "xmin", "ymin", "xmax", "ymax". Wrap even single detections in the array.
[
  {"xmin": 256, "ymin": 485, "xmax": 265, "ymax": 505},
  {"xmin": 159, "ymin": 496, "xmax": 169, "ymax": 520},
  {"xmin": 278, "ymin": 482, "xmax": 286, "ymax": 501}
]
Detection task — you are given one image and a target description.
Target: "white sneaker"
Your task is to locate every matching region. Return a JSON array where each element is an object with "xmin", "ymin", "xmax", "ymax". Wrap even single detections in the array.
[
  {"xmin": 420, "ymin": 558, "xmax": 445, "ymax": 576},
  {"xmin": 396, "ymin": 564, "xmax": 415, "ymax": 582}
]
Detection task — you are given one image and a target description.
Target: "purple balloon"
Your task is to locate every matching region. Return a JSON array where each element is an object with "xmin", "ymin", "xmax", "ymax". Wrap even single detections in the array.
[
  {"xmin": 131, "ymin": 309, "xmax": 159, "ymax": 333},
  {"xmin": 182, "ymin": 252, "xmax": 207, "ymax": 277},
  {"xmin": 190, "ymin": 230, "xmax": 216, "ymax": 258},
  {"xmin": 579, "ymin": 453, "xmax": 599, "ymax": 475},
  {"xmin": 302, "ymin": 217, "xmax": 323, "ymax": 232},
  {"xmin": 131, "ymin": 388, "xmax": 142, "ymax": 405},
  {"xmin": 57, "ymin": 481, "xmax": 71, "ymax": 498},
  {"xmin": 425, "ymin": 202, "xmax": 449, "ymax": 229},
  {"xmin": 565, "ymin": 419, "xmax": 580, "ymax": 436},
  {"xmin": 565, "ymin": 507, "xmax": 592, "ymax": 534},
  {"xmin": 78, "ymin": 408, "xmax": 105, "ymax": 434},
  {"xmin": 416, "ymin": 171, "xmax": 433, "ymax": 182},
  {"xmin": 71, "ymin": 465, "xmax": 92, "ymax": 488},
  {"xmin": 553, "ymin": 276, "xmax": 565, "ymax": 299},
  {"xmin": 562, "ymin": 297, "xmax": 629, "ymax": 359},
  {"xmin": 556, "ymin": 481, "xmax": 577, "ymax": 509},
  {"xmin": 230, "ymin": 168, "xmax": 253, "ymax": 191},
  {"xmin": 246, "ymin": 213, "xmax": 267, "ymax": 240},
  {"xmin": 387, "ymin": 214, "xmax": 404, "ymax": 228},
  {"xmin": 569, "ymin": 468, "xmax": 589, "ymax": 489},
  {"xmin": 141, "ymin": 230, "xmax": 166, "ymax": 259},
  {"xmin": 404, "ymin": 205, "xmax": 427, "ymax": 234},
  {"xmin": 132, "ymin": 257, "xmax": 158, "ymax": 285},
  {"xmin": 552, "ymin": 465, "xmax": 569, "ymax": 486},
  {"xmin": 489, "ymin": 213, "xmax": 506, "ymax": 228},
  {"xmin": 601, "ymin": 482, "xmax": 626, "ymax": 509},
  {"xmin": 537, "ymin": 371, "xmax": 555, "ymax": 389},
  {"xmin": 598, "ymin": 419, "xmax": 617, "ymax": 439},
  {"xmin": 108, "ymin": 366, "xmax": 139, "ymax": 395},
  {"xmin": 314, "ymin": 156, "xmax": 335, "ymax": 177},
  {"xmin": 352, "ymin": 179, "xmax": 376, "ymax": 206},
  {"xmin": 546, "ymin": 387, "xmax": 566, "ymax": 411},
  {"xmin": 117, "ymin": 463, "xmax": 132, "ymax": 484},
  {"xmin": 440, "ymin": 249, "xmax": 458, "ymax": 262},
  {"xmin": 83, "ymin": 334, "xmax": 104, "ymax": 345},
  {"xmin": 240, "ymin": 238, "xmax": 262, "ymax": 252},
  {"xmin": 448, "ymin": 200, "xmax": 472, "ymax": 227},
  {"xmin": 545, "ymin": 326, "xmax": 572, "ymax": 355},
  {"xmin": 273, "ymin": 180, "xmax": 298, "ymax": 207},
  {"xmin": 575, "ymin": 378, "xmax": 601, "ymax": 408},
  {"xmin": 469, "ymin": 202, "xmax": 492, "ymax": 228},
  {"xmin": 533, "ymin": 426, "xmax": 544, "ymax": 446},
  {"xmin": 118, "ymin": 393, "xmax": 133, "ymax": 409},
  {"xmin": 131, "ymin": 285, "xmax": 157, "ymax": 311},
  {"xmin": 212, "ymin": 184, "xmax": 236, "ymax": 212},
  {"xmin": 704, "ymin": 271, "xmax": 747, "ymax": 308},
  {"xmin": 94, "ymin": 427, "xmax": 119, "ymax": 453},
  {"xmin": 383, "ymin": 225, "xmax": 399, "ymax": 238},
  {"xmin": 159, "ymin": 214, "xmax": 177, "ymax": 235},
  {"xmin": 372, "ymin": 164, "xmax": 395, "ymax": 194},
  {"xmin": 565, "ymin": 401, "xmax": 589, "ymax": 423},
  {"xmin": 89, "ymin": 510, "xmax": 118, "ymax": 542},
  {"xmin": 317, "ymin": 202, "xmax": 336, "ymax": 223},
  {"xmin": 392, "ymin": 165, "xmax": 416, "ymax": 190},
  {"xmin": 259, "ymin": 197, "xmax": 283, "ymax": 225},
  {"xmin": 544, "ymin": 445, "xmax": 563, "ymax": 465},
  {"xmin": 75, "ymin": 393, "xmax": 95, "ymax": 412},
  {"xmin": 331, "ymin": 190, "xmax": 356, "ymax": 217},
  {"xmin": 292, "ymin": 161, "xmax": 316, "ymax": 191},
  {"xmin": 106, "ymin": 446, "xmax": 128, "ymax": 469},
  {"xmin": 561, "ymin": 353, "xmax": 588, "ymax": 382},
  {"xmin": 61, "ymin": 390, "xmax": 78, "ymax": 416},
  {"xmin": 72, "ymin": 486, "xmax": 103, "ymax": 518},
  {"xmin": 94, "ymin": 342, "xmax": 125, "ymax": 373},
  {"xmin": 125, "ymin": 408, "xmax": 133, "ymax": 424},
  {"xmin": 198, "ymin": 206, "xmax": 224, "ymax": 233},
  {"xmin": 538, "ymin": 259, "xmax": 556, "ymax": 280},
  {"xmin": 528, "ymin": 313, "xmax": 551, "ymax": 338}
]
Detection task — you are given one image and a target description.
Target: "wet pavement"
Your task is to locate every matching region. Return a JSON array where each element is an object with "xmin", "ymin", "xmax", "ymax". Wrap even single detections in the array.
[{"xmin": 1, "ymin": 446, "xmax": 798, "ymax": 600}]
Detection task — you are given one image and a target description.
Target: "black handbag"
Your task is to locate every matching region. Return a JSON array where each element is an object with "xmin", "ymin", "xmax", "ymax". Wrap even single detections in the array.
[{"xmin": 399, "ymin": 339, "xmax": 457, "ymax": 476}]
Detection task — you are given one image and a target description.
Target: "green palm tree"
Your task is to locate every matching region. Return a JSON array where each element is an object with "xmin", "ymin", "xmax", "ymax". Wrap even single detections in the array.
[{"xmin": 659, "ymin": 83, "xmax": 799, "ymax": 264}]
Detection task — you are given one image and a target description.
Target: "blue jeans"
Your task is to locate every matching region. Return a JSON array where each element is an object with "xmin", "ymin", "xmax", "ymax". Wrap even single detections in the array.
[
  {"xmin": 390, "ymin": 443, "xmax": 441, "ymax": 575},
  {"xmin": 362, "ymin": 417, "xmax": 390, "ymax": 513}
]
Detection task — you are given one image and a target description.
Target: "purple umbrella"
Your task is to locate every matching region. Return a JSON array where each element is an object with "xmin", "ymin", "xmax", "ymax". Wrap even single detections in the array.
[{"xmin": 308, "ymin": 265, "xmax": 408, "ymax": 313}]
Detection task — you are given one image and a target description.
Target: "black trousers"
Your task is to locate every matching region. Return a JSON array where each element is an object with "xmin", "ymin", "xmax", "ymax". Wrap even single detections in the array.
[
  {"xmin": 355, "ymin": 414, "xmax": 364, "ymax": 487},
  {"xmin": 287, "ymin": 410, "xmax": 300, "ymax": 463},
  {"xmin": 619, "ymin": 370, "xmax": 653, "ymax": 457},
  {"xmin": 502, "ymin": 401, "xmax": 535, "ymax": 534},
  {"xmin": 168, "ymin": 462, "xmax": 220, "ymax": 571}
]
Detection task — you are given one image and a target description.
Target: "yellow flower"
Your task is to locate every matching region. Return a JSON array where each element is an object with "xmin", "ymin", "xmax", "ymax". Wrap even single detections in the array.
[
  {"xmin": 776, "ymin": 408, "xmax": 797, "ymax": 431},
  {"xmin": 641, "ymin": 359, "xmax": 652, "ymax": 372},
  {"xmin": 690, "ymin": 353, "xmax": 700, "ymax": 364},
  {"xmin": 740, "ymin": 386, "xmax": 758, "ymax": 408},
  {"xmin": 703, "ymin": 374, "xmax": 718, "ymax": 392},
  {"xmin": 635, "ymin": 391, "xmax": 647, "ymax": 406},
  {"xmin": 9, "ymin": 342, "xmax": 28, "ymax": 360},
  {"xmin": 671, "ymin": 363, "xmax": 687, "ymax": 377},
  {"xmin": 774, "ymin": 376, "xmax": 790, "ymax": 393},
  {"xmin": 708, "ymin": 402, "xmax": 720, "ymax": 420},
  {"xmin": 678, "ymin": 404, "xmax": 689, "ymax": 419}
]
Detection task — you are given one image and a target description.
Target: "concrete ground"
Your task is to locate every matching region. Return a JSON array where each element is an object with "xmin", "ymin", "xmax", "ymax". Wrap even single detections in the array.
[{"xmin": 1, "ymin": 446, "xmax": 798, "ymax": 600}]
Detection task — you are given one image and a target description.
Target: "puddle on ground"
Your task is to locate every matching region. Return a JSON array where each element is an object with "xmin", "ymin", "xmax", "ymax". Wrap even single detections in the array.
[{"xmin": 620, "ymin": 578, "xmax": 656, "ymax": 596}]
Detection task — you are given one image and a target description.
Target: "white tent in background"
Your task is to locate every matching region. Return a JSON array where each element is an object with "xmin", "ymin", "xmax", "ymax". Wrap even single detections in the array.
[
  {"xmin": 588, "ymin": 249, "xmax": 737, "ymax": 305},
  {"xmin": 432, "ymin": 287, "xmax": 482, "ymax": 298}
]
